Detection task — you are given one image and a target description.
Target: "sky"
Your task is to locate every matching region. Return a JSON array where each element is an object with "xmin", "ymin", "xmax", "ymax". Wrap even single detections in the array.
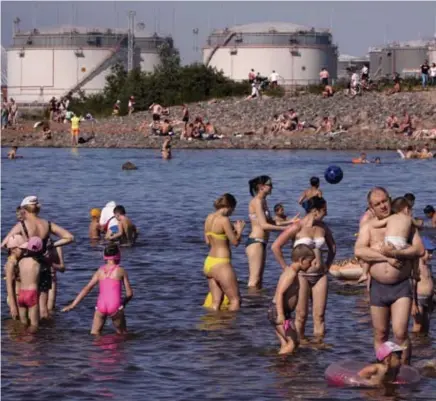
[{"xmin": 1, "ymin": 1, "xmax": 435, "ymax": 64}]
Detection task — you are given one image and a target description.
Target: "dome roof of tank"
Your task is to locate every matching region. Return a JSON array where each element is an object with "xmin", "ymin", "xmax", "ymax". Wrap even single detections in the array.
[
  {"xmin": 211, "ymin": 22, "xmax": 329, "ymax": 35},
  {"xmin": 14, "ymin": 25, "xmax": 157, "ymax": 37}
]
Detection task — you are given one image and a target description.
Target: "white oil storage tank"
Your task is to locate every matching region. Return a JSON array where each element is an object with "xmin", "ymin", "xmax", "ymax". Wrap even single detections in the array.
[
  {"xmin": 203, "ymin": 22, "xmax": 338, "ymax": 85},
  {"xmin": 7, "ymin": 25, "xmax": 170, "ymax": 104}
]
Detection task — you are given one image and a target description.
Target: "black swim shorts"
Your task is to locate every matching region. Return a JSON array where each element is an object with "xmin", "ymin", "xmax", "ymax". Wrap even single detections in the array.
[
  {"xmin": 370, "ymin": 278, "xmax": 412, "ymax": 307},
  {"xmin": 39, "ymin": 264, "xmax": 53, "ymax": 293}
]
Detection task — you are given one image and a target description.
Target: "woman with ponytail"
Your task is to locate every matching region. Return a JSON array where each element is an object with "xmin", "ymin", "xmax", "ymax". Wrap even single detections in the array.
[
  {"xmin": 246, "ymin": 176, "xmax": 287, "ymax": 289},
  {"xmin": 271, "ymin": 196, "xmax": 336, "ymax": 341},
  {"xmin": 203, "ymin": 193, "xmax": 245, "ymax": 311}
]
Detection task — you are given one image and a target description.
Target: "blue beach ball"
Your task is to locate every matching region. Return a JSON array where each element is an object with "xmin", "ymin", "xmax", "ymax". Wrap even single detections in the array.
[{"xmin": 324, "ymin": 165, "xmax": 343, "ymax": 184}]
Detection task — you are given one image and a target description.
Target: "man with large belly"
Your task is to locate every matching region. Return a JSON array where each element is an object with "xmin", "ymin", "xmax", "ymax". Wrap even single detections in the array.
[{"xmin": 355, "ymin": 187, "xmax": 425, "ymax": 364}]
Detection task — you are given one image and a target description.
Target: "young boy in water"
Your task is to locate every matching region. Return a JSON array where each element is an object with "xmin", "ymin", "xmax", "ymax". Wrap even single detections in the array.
[
  {"xmin": 16, "ymin": 237, "xmax": 44, "ymax": 332},
  {"xmin": 358, "ymin": 341, "xmax": 406, "ymax": 386},
  {"xmin": 106, "ymin": 205, "xmax": 138, "ymax": 246},
  {"xmin": 298, "ymin": 177, "xmax": 322, "ymax": 211},
  {"xmin": 359, "ymin": 197, "xmax": 414, "ymax": 283},
  {"xmin": 7, "ymin": 146, "xmax": 18, "ymax": 159},
  {"xmin": 268, "ymin": 244, "xmax": 315, "ymax": 355},
  {"xmin": 89, "ymin": 208, "xmax": 101, "ymax": 240},
  {"xmin": 412, "ymin": 250, "xmax": 434, "ymax": 334}
]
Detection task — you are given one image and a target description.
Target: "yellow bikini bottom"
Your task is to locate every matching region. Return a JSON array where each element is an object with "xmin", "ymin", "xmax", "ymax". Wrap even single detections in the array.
[{"xmin": 203, "ymin": 256, "xmax": 230, "ymax": 275}]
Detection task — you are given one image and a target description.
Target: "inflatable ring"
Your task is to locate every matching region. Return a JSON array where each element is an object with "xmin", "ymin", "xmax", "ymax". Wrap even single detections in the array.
[
  {"xmin": 325, "ymin": 360, "xmax": 420, "ymax": 388},
  {"xmin": 329, "ymin": 258, "xmax": 362, "ymax": 280},
  {"xmin": 203, "ymin": 292, "xmax": 230, "ymax": 310}
]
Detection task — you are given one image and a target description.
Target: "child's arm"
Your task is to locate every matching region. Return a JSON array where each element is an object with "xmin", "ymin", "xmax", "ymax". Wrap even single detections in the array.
[
  {"xmin": 358, "ymin": 261, "xmax": 371, "ymax": 283},
  {"xmin": 371, "ymin": 216, "xmax": 389, "ymax": 229},
  {"xmin": 62, "ymin": 272, "xmax": 99, "ymax": 312},
  {"xmin": 298, "ymin": 190, "xmax": 307, "ymax": 205},
  {"xmin": 51, "ymin": 247, "xmax": 65, "ymax": 273},
  {"xmin": 275, "ymin": 268, "xmax": 296, "ymax": 323},
  {"xmin": 5, "ymin": 258, "xmax": 18, "ymax": 320},
  {"xmin": 121, "ymin": 269, "xmax": 133, "ymax": 308},
  {"xmin": 358, "ymin": 364, "xmax": 379, "ymax": 379}
]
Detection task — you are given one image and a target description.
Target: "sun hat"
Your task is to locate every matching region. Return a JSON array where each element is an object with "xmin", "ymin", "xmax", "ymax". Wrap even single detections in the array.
[
  {"xmin": 376, "ymin": 341, "xmax": 407, "ymax": 361},
  {"xmin": 20, "ymin": 196, "xmax": 40, "ymax": 207}
]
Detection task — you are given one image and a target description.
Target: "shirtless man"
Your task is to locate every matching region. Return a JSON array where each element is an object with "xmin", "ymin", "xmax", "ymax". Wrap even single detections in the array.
[
  {"xmin": 106, "ymin": 205, "xmax": 137, "ymax": 246},
  {"xmin": 149, "ymin": 103, "xmax": 162, "ymax": 122},
  {"xmin": 315, "ymin": 116, "xmax": 332, "ymax": 135},
  {"xmin": 396, "ymin": 110, "xmax": 411, "ymax": 135},
  {"xmin": 423, "ymin": 205, "xmax": 436, "ymax": 228},
  {"xmin": 355, "ymin": 187, "xmax": 425, "ymax": 364},
  {"xmin": 7, "ymin": 146, "xmax": 18, "ymax": 159}
]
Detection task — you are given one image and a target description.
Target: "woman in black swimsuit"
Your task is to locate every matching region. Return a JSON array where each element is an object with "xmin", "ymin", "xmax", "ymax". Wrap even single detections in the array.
[{"xmin": 2, "ymin": 196, "xmax": 74, "ymax": 319}]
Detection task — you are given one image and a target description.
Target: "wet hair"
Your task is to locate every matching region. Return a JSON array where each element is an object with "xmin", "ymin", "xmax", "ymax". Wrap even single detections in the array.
[
  {"xmin": 113, "ymin": 205, "xmax": 126, "ymax": 215},
  {"xmin": 404, "ymin": 193, "xmax": 415, "ymax": 203},
  {"xmin": 214, "ymin": 193, "xmax": 237, "ymax": 210},
  {"xmin": 274, "ymin": 203, "xmax": 284, "ymax": 213},
  {"xmin": 22, "ymin": 204, "xmax": 40, "ymax": 215},
  {"xmin": 391, "ymin": 197, "xmax": 411, "ymax": 213},
  {"xmin": 249, "ymin": 175, "xmax": 272, "ymax": 197},
  {"xmin": 306, "ymin": 196, "xmax": 327, "ymax": 212},
  {"xmin": 16, "ymin": 206, "xmax": 21, "ymax": 213},
  {"xmin": 424, "ymin": 205, "xmax": 435, "ymax": 215},
  {"xmin": 367, "ymin": 187, "xmax": 389, "ymax": 205},
  {"xmin": 310, "ymin": 176, "xmax": 320, "ymax": 187},
  {"xmin": 292, "ymin": 244, "xmax": 315, "ymax": 262},
  {"xmin": 104, "ymin": 243, "xmax": 120, "ymax": 258}
]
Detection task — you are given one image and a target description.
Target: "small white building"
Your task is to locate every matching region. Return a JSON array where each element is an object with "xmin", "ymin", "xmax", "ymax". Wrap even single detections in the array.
[
  {"xmin": 203, "ymin": 22, "xmax": 338, "ymax": 85},
  {"xmin": 7, "ymin": 25, "xmax": 171, "ymax": 103}
]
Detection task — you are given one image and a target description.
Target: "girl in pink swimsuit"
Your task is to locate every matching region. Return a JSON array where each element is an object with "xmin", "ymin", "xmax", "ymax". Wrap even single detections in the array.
[{"xmin": 62, "ymin": 244, "xmax": 133, "ymax": 335}]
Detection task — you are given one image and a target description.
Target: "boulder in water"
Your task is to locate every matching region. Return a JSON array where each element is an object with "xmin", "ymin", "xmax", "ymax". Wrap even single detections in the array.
[{"xmin": 122, "ymin": 161, "xmax": 137, "ymax": 170}]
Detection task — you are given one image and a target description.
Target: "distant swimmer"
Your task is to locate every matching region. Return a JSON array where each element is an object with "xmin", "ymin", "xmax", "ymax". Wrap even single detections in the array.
[
  {"xmin": 373, "ymin": 157, "xmax": 381, "ymax": 164},
  {"xmin": 352, "ymin": 152, "xmax": 370, "ymax": 164},
  {"xmin": 62, "ymin": 243, "xmax": 133, "ymax": 335},
  {"xmin": 161, "ymin": 137, "xmax": 172, "ymax": 159},
  {"xmin": 105, "ymin": 205, "xmax": 138, "ymax": 246},
  {"xmin": 203, "ymin": 193, "xmax": 245, "ymax": 311},
  {"xmin": 7, "ymin": 146, "xmax": 21, "ymax": 159},
  {"xmin": 268, "ymin": 244, "xmax": 315, "ymax": 354},
  {"xmin": 298, "ymin": 176, "xmax": 323, "ymax": 212},
  {"xmin": 89, "ymin": 208, "xmax": 102, "ymax": 240}
]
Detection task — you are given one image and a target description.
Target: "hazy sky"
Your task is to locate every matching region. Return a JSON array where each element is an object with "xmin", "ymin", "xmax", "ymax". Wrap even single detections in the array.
[{"xmin": 2, "ymin": 1, "xmax": 435, "ymax": 64}]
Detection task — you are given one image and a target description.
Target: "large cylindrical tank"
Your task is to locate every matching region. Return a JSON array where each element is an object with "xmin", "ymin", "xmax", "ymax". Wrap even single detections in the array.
[
  {"xmin": 203, "ymin": 22, "xmax": 338, "ymax": 85},
  {"xmin": 6, "ymin": 25, "xmax": 170, "ymax": 103}
]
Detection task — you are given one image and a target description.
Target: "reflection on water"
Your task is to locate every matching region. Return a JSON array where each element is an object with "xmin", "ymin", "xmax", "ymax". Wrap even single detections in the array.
[{"xmin": 1, "ymin": 148, "xmax": 436, "ymax": 400}]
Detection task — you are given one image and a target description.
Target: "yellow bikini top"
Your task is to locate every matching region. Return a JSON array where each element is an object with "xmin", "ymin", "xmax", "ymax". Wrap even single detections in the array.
[{"xmin": 206, "ymin": 232, "xmax": 228, "ymax": 240}]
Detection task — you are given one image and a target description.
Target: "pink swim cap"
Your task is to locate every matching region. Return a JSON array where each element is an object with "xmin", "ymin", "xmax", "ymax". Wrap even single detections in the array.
[{"xmin": 376, "ymin": 341, "xmax": 406, "ymax": 361}]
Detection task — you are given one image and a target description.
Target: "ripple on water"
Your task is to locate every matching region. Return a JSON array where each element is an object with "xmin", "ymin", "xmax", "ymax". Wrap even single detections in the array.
[{"xmin": 1, "ymin": 149, "xmax": 436, "ymax": 401}]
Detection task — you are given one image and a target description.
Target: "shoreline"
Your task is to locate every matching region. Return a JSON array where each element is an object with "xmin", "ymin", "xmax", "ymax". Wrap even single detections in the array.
[{"xmin": 1, "ymin": 129, "xmax": 432, "ymax": 151}]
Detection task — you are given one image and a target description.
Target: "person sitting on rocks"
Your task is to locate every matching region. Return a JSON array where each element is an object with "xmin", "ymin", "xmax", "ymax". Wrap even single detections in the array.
[
  {"xmin": 395, "ymin": 110, "xmax": 412, "ymax": 135},
  {"xmin": 245, "ymin": 82, "xmax": 261, "ymax": 100},
  {"xmin": 386, "ymin": 114, "xmax": 399, "ymax": 129},
  {"xmin": 315, "ymin": 116, "xmax": 332, "ymax": 135},
  {"xmin": 43, "ymin": 124, "xmax": 52, "ymax": 140},
  {"xmin": 202, "ymin": 122, "xmax": 223, "ymax": 140},
  {"xmin": 271, "ymin": 114, "xmax": 283, "ymax": 134},
  {"xmin": 193, "ymin": 117, "xmax": 205, "ymax": 139},
  {"xmin": 322, "ymin": 85, "xmax": 334, "ymax": 98},
  {"xmin": 287, "ymin": 109, "xmax": 300, "ymax": 131},
  {"xmin": 387, "ymin": 73, "xmax": 401, "ymax": 95},
  {"xmin": 181, "ymin": 123, "xmax": 194, "ymax": 140},
  {"xmin": 149, "ymin": 120, "xmax": 162, "ymax": 136}
]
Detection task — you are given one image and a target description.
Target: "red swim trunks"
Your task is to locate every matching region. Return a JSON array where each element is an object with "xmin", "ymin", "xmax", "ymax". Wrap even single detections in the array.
[{"xmin": 18, "ymin": 289, "xmax": 38, "ymax": 308}]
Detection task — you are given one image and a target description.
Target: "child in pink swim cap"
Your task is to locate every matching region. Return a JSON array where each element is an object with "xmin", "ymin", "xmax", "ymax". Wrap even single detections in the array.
[
  {"xmin": 62, "ymin": 243, "xmax": 133, "ymax": 335},
  {"xmin": 357, "ymin": 341, "xmax": 406, "ymax": 386}
]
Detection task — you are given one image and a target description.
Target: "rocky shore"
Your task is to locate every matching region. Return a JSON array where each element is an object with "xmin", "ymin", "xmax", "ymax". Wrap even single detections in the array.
[{"xmin": 2, "ymin": 90, "xmax": 436, "ymax": 150}]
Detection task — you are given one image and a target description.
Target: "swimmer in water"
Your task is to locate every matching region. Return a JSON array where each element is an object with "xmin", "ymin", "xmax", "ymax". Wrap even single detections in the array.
[
  {"xmin": 273, "ymin": 203, "xmax": 300, "ymax": 225},
  {"xmin": 373, "ymin": 157, "xmax": 381, "ymax": 164},
  {"xmin": 7, "ymin": 146, "xmax": 18, "ymax": 159},
  {"xmin": 204, "ymin": 193, "xmax": 245, "ymax": 311},
  {"xmin": 268, "ymin": 244, "xmax": 315, "ymax": 354},
  {"xmin": 358, "ymin": 341, "xmax": 406, "ymax": 387},
  {"xmin": 412, "ymin": 250, "xmax": 434, "ymax": 335},
  {"xmin": 354, "ymin": 152, "xmax": 370, "ymax": 164},
  {"xmin": 62, "ymin": 243, "xmax": 133, "ymax": 335},
  {"xmin": 106, "ymin": 205, "xmax": 137, "ymax": 246},
  {"xmin": 246, "ymin": 176, "xmax": 286, "ymax": 289},
  {"xmin": 161, "ymin": 137, "xmax": 172, "ymax": 159},
  {"xmin": 298, "ymin": 177, "xmax": 323, "ymax": 212},
  {"xmin": 359, "ymin": 197, "xmax": 415, "ymax": 283},
  {"xmin": 89, "ymin": 208, "xmax": 101, "ymax": 240}
]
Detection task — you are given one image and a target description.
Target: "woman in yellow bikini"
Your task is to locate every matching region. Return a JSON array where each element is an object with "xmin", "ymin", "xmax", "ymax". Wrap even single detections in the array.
[{"xmin": 203, "ymin": 193, "xmax": 245, "ymax": 311}]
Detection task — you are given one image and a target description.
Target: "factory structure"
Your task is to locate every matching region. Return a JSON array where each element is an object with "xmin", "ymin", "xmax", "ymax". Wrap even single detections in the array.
[
  {"xmin": 368, "ymin": 39, "xmax": 436, "ymax": 78},
  {"xmin": 6, "ymin": 15, "xmax": 172, "ymax": 103},
  {"xmin": 203, "ymin": 22, "xmax": 338, "ymax": 85},
  {"xmin": 337, "ymin": 54, "xmax": 369, "ymax": 80}
]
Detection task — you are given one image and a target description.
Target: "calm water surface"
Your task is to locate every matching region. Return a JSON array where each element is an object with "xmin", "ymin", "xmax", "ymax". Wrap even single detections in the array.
[{"xmin": 1, "ymin": 148, "xmax": 436, "ymax": 401}]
